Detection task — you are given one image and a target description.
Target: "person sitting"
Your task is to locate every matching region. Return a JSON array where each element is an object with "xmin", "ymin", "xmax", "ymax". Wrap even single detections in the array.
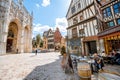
[
  {"xmin": 100, "ymin": 51, "xmax": 106, "ymax": 57},
  {"xmin": 111, "ymin": 50, "xmax": 120, "ymax": 65},
  {"xmin": 93, "ymin": 53, "xmax": 104, "ymax": 72}
]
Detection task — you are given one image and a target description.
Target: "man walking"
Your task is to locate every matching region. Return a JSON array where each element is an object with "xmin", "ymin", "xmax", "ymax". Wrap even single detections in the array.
[{"xmin": 35, "ymin": 49, "xmax": 37, "ymax": 55}]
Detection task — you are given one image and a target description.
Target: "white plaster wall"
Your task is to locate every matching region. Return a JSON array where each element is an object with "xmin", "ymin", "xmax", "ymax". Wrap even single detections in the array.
[
  {"xmin": 87, "ymin": 22, "xmax": 91, "ymax": 37},
  {"xmin": 90, "ymin": 21, "xmax": 94, "ymax": 36}
]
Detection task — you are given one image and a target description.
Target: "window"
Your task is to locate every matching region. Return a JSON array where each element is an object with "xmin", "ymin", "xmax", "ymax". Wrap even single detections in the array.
[
  {"xmin": 72, "ymin": 28, "xmax": 77, "ymax": 38},
  {"xmin": 107, "ymin": 21, "xmax": 115, "ymax": 27},
  {"xmin": 48, "ymin": 39, "xmax": 54, "ymax": 42},
  {"xmin": 117, "ymin": 18, "xmax": 120, "ymax": 25},
  {"xmin": 73, "ymin": 17, "xmax": 78, "ymax": 25},
  {"xmin": 71, "ymin": 6, "xmax": 76, "ymax": 14},
  {"xmin": 8, "ymin": 30, "xmax": 14, "ymax": 38},
  {"xmin": 80, "ymin": 15, "xmax": 84, "ymax": 20},
  {"xmin": 113, "ymin": 2, "xmax": 120, "ymax": 14},
  {"xmin": 78, "ymin": 3, "xmax": 81, "ymax": 8},
  {"xmin": 79, "ymin": 29, "xmax": 85, "ymax": 37},
  {"xmin": 103, "ymin": 7, "xmax": 112, "ymax": 18}
]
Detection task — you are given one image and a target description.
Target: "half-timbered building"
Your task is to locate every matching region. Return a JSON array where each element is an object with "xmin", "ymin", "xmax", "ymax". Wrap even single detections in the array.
[
  {"xmin": 66, "ymin": 0, "xmax": 99, "ymax": 55},
  {"xmin": 98, "ymin": 0, "xmax": 120, "ymax": 54}
]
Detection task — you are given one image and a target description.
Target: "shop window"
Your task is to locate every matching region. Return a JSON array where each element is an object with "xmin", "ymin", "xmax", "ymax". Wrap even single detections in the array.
[
  {"xmin": 107, "ymin": 21, "xmax": 115, "ymax": 27},
  {"xmin": 117, "ymin": 18, "xmax": 120, "ymax": 25},
  {"xmin": 103, "ymin": 7, "xmax": 112, "ymax": 18},
  {"xmin": 113, "ymin": 2, "xmax": 120, "ymax": 14}
]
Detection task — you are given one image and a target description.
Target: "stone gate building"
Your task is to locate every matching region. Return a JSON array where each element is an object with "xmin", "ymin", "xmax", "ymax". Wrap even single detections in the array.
[{"xmin": 0, "ymin": 0, "xmax": 33, "ymax": 54}]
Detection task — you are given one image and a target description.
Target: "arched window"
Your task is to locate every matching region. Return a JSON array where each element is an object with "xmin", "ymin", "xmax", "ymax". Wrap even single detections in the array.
[{"xmin": 8, "ymin": 30, "xmax": 14, "ymax": 38}]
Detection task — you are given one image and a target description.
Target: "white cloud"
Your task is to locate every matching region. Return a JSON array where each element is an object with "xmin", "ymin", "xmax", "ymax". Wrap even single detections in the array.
[
  {"xmin": 36, "ymin": 4, "xmax": 40, "ymax": 8},
  {"xmin": 41, "ymin": 0, "xmax": 50, "ymax": 7},
  {"xmin": 55, "ymin": 17, "xmax": 68, "ymax": 36},
  {"xmin": 33, "ymin": 17, "xmax": 68, "ymax": 38},
  {"xmin": 33, "ymin": 23, "xmax": 52, "ymax": 38}
]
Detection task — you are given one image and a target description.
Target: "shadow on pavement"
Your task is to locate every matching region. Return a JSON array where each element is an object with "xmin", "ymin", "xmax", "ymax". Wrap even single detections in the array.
[{"xmin": 23, "ymin": 58, "xmax": 68, "ymax": 80}]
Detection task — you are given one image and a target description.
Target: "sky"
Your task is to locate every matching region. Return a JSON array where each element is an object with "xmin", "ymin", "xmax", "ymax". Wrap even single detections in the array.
[{"xmin": 24, "ymin": 0, "xmax": 71, "ymax": 38}]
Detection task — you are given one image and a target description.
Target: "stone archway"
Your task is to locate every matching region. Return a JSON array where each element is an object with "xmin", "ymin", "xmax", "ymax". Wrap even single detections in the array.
[
  {"xmin": 24, "ymin": 26, "xmax": 29, "ymax": 52},
  {"xmin": 6, "ymin": 22, "xmax": 18, "ymax": 53}
]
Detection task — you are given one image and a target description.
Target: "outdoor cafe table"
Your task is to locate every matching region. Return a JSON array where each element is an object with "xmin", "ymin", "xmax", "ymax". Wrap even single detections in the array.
[{"xmin": 78, "ymin": 58, "xmax": 95, "ymax": 74}]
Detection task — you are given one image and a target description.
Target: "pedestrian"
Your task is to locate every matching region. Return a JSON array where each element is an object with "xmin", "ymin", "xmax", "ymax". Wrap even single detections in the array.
[
  {"xmin": 93, "ymin": 53, "xmax": 104, "ymax": 72},
  {"xmin": 35, "ymin": 49, "xmax": 37, "ymax": 55},
  {"xmin": 16, "ymin": 49, "xmax": 18, "ymax": 54}
]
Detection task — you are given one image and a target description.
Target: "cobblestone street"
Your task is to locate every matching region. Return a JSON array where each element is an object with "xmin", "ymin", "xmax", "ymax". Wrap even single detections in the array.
[{"xmin": 0, "ymin": 52, "xmax": 78, "ymax": 80}]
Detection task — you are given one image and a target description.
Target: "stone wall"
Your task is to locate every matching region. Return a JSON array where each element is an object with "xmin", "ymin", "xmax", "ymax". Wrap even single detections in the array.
[{"xmin": 0, "ymin": 0, "xmax": 33, "ymax": 54}]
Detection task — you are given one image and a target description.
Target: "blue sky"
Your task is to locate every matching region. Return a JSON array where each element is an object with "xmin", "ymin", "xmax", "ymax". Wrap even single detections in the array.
[{"xmin": 24, "ymin": 0, "xmax": 71, "ymax": 37}]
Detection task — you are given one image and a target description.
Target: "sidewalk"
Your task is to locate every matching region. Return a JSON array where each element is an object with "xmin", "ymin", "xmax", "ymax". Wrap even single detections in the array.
[{"xmin": 102, "ymin": 64, "xmax": 120, "ymax": 76}]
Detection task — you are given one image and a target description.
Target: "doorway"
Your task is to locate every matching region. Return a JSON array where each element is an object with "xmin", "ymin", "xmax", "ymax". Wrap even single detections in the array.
[
  {"xmin": 87, "ymin": 41, "xmax": 97, "ymax": 55},
  {"xmin": 6, "ymin": 39, "xmax": 13, "ymax": 52},
  {"xmin": 6, "ymin": 22, "xmax": 18, "ymax": 53}
]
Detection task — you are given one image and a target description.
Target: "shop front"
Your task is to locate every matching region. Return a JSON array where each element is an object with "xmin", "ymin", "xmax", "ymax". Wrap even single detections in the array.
[
  {"xmin": 99, "ymin": 32, "xmax": 120, "ymax": 54},
  {"xmin": 83, "ymin": 36, "xmax": 98, "ymax": 56}
]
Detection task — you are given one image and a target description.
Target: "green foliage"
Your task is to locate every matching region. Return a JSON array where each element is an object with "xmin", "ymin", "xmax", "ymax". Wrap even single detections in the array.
[
  {"xmin": 32, "ymin": 37, "xmax": 37, "ymax": 48},
  {"xmin": 36, "ymin": 34, "xmax": 41, "ymax": 46},
  {"xmin": 61, "ymin": 46, "xmax": 66, "ymax": 55},
  {"xmin": 39, "ymin": 40, "xmax": 43, "ymax": 47},
  {"xmin": 32, "ymin": 34, "xmax": 43, "ymax": 48}
]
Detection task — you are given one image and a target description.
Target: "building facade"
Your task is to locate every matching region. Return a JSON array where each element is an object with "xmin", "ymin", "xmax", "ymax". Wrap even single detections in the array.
[
  {"xmin": 47, "ymin": 29, "xmax": 55, "ymax": 50},
  {"xmin": 98, "ymin": 0, "xmax": 120, "ymax": 54},
  {"xmin": 61, "ymin": 37, "xmax": 66, "ymax": 49},
  {"xmin": 0, "ymin": 0, "xmax": 33, "ymax": 54},
  {"xmin": 43, "ymin": 31, "xmax": 48, "ymax": 49},
  {"xmin": 54, "ymin": 28, "xmax": 62, "ymax": 51},
  {"xmin": 66, "ymin": 0, "xmax": 100, "ymax": 55},
  {"xmin": 43, "ymin": 28, "xmax": 65, "ymax": 51}
]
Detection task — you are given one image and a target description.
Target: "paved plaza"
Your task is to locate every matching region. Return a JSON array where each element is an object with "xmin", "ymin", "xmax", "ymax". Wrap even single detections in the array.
[
  {"xmin": 0, "ymin": 52, "xmax": 78, "ymax": 80},
  {"xmin": 1, "ymin": 52, "xmax": 120, "ymax": 80}
]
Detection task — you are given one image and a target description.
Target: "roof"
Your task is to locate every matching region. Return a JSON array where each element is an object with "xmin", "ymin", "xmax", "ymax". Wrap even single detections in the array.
[{"xmin": 43, "ymin": 31, "xmax": 48, "ymax": 37}]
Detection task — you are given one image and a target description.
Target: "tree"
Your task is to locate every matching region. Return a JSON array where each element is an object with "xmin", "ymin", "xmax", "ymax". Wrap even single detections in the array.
[
  {"xmin": 32, "ymin": 37, "xmax": 37, "ymax": 48},
  {"xmin": 36, "ymin": 34, "xmax": 41, "ymax": 48},
  {"xmin": 39, "ymin": 40, "xmax": 43, "ymax": 47}
]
